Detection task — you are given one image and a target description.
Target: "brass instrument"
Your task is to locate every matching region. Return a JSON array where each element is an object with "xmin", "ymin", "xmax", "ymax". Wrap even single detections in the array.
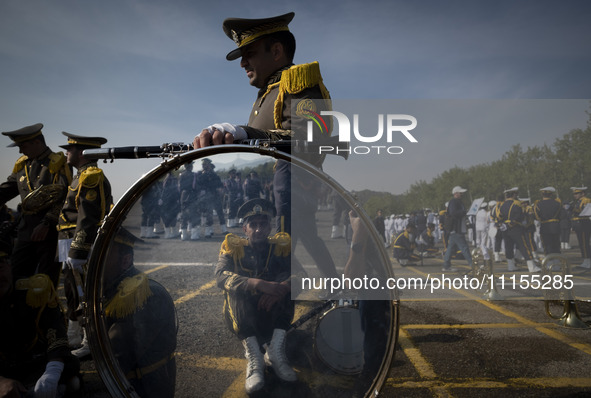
[
  {"xmin": 21, "ymin": 184, "xmax": 67, "ymax": 215},
  {"xmin": 542, "ymin": 254, "xmax": 589, "ymax": 329},
  {"xmin": 470, "ymin": 247, "xmax": 503, "ymax": 300}
]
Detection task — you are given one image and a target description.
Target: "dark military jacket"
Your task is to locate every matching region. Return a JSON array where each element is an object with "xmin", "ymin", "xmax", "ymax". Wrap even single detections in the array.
[
  {"xmin": 241, "ymin": 62, "xmax": 331, "ymax": 197},
  {"xmin": 392, "ymin": 231, "xmax": 416, "ymax": 260},
  {"xmin": 533, "ymin": 198, "xmax": 562, "ymax": 234},
  {"xmin": 104, "ymin": 267, "xmax": 177, "ymax": 398},
  {"xmin": 215, "ymin": 237, "xmax": 291, "ymax": 296},
  {"xmin": 1, "ymin": 274, "xmax": 74, "ymax": 378},
  {"xmin": 57, "ymin": 162, "xmax": 112, "ymax": 259},
  {"xmin": 497, "ymin": 198, "xmax": 525, "ymax": 228},
  {"xmin": 0, "ymin": 147, "xmax": 71, "ymax": 241},
  {"xmin": 572, "ymin": 195, "xmax": 591, "ymax": 223}
]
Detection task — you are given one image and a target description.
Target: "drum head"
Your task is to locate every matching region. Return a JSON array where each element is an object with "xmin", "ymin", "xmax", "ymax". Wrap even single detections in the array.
[
  {"xmin": 85, "ymin": 145, "xmax": 399, "ymax": 397},
  {"xmin": 315, "ymin": 304, "xmax": 364, "ymax": 375}
]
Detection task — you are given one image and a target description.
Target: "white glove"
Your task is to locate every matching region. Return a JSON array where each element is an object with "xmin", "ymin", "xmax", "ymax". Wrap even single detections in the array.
[
  {"xmin": 34, "ymin": 360, "xmax": 64, "ymax": 398},
  {"xmin": 66, "ymin": 257, "xmax": 86, "ymax": 273},
  {"xmin": 202, "ymin": 123, "xmax": 247, "ymax": 141}
]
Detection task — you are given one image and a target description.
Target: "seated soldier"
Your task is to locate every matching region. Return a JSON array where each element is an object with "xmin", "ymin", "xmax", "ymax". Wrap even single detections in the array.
[
  {"xmin": 393, "ymin": 224, "xmax": 421, "ymax": 266},
  {"xmin": 0, "ymin": 227, "xmax": 80, "ymax": 398},
  {"xmin": 215, "ymin": 198, "xmax": 295, "ymax": 394},
  {"xmin": 102, "ymin": 227, "xmax": 177, "ymax": 398},
  {"xmin": 416, "ymin": 223, "xmax": 439, "ymax": 258}
]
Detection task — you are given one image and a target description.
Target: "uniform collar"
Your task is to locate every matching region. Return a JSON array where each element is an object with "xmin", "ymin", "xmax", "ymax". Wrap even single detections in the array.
[{"xmin": 258, "ymin": 63, "xmax": 294, "ymax": 96}]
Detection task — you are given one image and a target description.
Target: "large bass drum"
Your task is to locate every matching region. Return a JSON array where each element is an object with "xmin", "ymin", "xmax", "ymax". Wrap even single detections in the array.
[{"xmin": 85, "ymin": 144, "xmax": 399, "ymax": 397}]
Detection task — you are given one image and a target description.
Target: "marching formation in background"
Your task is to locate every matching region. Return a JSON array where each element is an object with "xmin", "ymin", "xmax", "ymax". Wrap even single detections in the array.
[{"xmin": 1, "ymin": 8, "xmax": 590, "ymax": 398}]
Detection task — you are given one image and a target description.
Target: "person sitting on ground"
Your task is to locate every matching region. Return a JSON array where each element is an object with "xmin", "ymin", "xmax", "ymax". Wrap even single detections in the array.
[
  {"xmin": 393, "ymin": 224, "xmax": 420, "ymax": 266},
  {"xmin": 214, "ymin": 198, "xmax": 296, "ymax": 394}
]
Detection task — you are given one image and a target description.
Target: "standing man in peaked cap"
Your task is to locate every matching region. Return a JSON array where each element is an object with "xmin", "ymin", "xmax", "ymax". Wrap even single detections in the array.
[
  {"xmin": 496, "ymin": 187, "xmax": 540, "ymax": 272},
  {"xmin": 57, "ymin": 132, "xmax": 113, "ymax": 356},
  {"xmin": 192, "ymin": 12, "xmax": 339, "ymax": 282},
  {"xmin": 0, "ymin": 123, "xmax": 72, "ymax": 286}
]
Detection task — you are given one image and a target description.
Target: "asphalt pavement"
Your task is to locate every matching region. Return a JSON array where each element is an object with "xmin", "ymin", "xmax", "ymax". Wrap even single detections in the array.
[{"xmin": 72, "ymin": 207, "xmax": 591, "ymax": 398}]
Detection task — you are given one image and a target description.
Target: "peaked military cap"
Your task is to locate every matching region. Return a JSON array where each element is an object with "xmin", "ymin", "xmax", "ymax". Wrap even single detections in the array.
[
  {"xmin": 571, "ymin": 187, "xmax": 588, "ymax": 194},
  {"xmin": 237, "ymin": 198, "xmax": 276, "ymax": 221},
  {"xmin": 60, "ymin": 131, "xmax": 107, "ymax": 150},
  {"xmin": 223, "ymin": 12, "xmax": 295, "ymax": 61},
  {"xmin": 540, "ymin": 186, "xmax": 556, "ymax": 193},
  {"xmin": 2, "ymin": 123, "xmax": 44, "ymax": 147},
  {"xmin": 504, "ymin": 187, "xmax": 519, "ymax": 194}
]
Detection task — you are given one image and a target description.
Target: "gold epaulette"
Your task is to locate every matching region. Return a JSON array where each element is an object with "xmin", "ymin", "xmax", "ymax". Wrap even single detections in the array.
[
  {"xmin": 220, "ymin": 233, "xmax": 249, "ymax": 263},
  {"xmin": 15, "ymin": 274, "xmax": 58, "ymax": 308},
  {"xmin": 105, "ymin": 273, "xmax": 153, "ymax": 319},
  {"xmin": 274, "ymin": 62, "xmax": 331, "ymax": 129},
  {"xmin": 280, "ymin": 62, "xmax": 326, "ymax": 95},
  {"xmin": 79, "ymin": 167, "xmax": 104, "ymax": 188},
  {"xmin": 48, "ymin": 152, "xmax": 66, "ymax": 174},
  {"xmin": 13, "ymin": 155, "xmax": 28, "ymax": 174},
  {"xmin": 268, "ymin": 232, "xmax": 291, "ymax": 257}
]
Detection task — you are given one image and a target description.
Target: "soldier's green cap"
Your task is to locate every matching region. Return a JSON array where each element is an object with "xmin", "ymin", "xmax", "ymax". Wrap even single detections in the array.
[
  {"xmin": 237, "ymin": 198, "xmax": 276, "ymax": 221},
  {"xmin": 2, "ymin": 123, "xmax": 44, "ymax": 147},
  {"xmin": 223, "ymin": 12, "xmax": 295, "ymax": 61},
  {"xmin": 60, "ymin": 131, "xmax": 107, "ymax": 150}
]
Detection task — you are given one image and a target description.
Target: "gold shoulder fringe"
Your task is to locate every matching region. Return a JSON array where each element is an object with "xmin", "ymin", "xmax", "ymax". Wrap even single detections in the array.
[
  {"xmin": 220, "ymin": 233, "xmax": 249, "ymax": 263},
  {"xmin": 274, "ymin": 61, "xmax": 331, "ymax": 129},
  {"xmin": 280, "ymin": 62, "xmax": 324, "ymax": 94},
  {"xmin": 79, "ymin": 167, "xmax": 104, "ymax": 188},
  {"xmin": 13, "ymin": 155, "xmax": 28, "ymax": 174},
  {"xmin": 48, "ymin": 152, "xmax": 67, "ymax": 174},
  {"xmin": 105, "ymin": 273, "xmax": 152, "ymax": 319},
  {"xmin": 15, "ymin": 274, "xmax": 58, "ymax": 308},
  {"xmin": 268, "ymin": 232, "xmax": 291, "ymax": 257}
]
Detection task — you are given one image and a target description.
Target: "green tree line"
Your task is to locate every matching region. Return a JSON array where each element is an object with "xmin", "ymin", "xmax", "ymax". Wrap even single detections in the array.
[{"xmin": 360, "ymin": 111, "xmax": 591, "ymax": 217}]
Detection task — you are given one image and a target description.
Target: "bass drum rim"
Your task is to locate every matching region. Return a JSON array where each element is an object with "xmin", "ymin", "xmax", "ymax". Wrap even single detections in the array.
[{"xmin": 85, "ymin": 144, "xmax": 399, "ymax": 397}]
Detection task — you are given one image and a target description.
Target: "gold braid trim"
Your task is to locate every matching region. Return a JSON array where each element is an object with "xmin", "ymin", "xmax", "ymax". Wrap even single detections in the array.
[
  {"xmin": 274, "ymin": 62, "xmax": 331, "ymax": 129},
  {"xmin": 15, "ymin": 274, "xmax": 58, "ymax": 308},
  {"xmin": 268, "ymin": 232, "xmax": 291, "ymax": 257},
  {"xmin": 13, "ymin": 156, "xmax": 28, "ymax": 174},
  {"xmin": 220, "ymin": 233, "xmax": 249, "ymax": 264},
  {"xmin": 105, "ymin": 273, "xmax": 152, "ymax": 319},
  {"xmin": 73, "ymin": 167, "xmax": 106, "ymax": 217}
]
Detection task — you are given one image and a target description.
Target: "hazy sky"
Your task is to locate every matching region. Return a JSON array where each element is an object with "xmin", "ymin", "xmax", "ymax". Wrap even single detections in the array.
[{"xmin": 1, "ymin": 0, "xmax": 590, "ymax": 205}]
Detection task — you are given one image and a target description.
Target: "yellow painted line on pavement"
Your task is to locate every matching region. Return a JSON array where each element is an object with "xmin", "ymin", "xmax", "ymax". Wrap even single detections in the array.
[
  {"xmin": 398, "ymin": 328, "xmax": 437, "ymax": 379},
  {"xmin": 144, "ymin": 264, "xmax": 169, "ymax": 274},
  {"xmin": 174, "ymin": 280, "xmax": 217, "ymax": 305},
  {"xmin": 402, "ymin": 322, "xmax": 556, "ymax": 329},
  {"xmin": 176, "ymin": 352, "xmax": 354, "ymax": 397},
  {"xmin": 398, "ymin": 328, "xmax": 454, "ymax": 398},
  {"xmin": 403, "ymin": 266, "xmax": 591, "ymax": 357},
  {"xmin": 386, "ymin": 377, "xmax": 591, "ymax": 389}
]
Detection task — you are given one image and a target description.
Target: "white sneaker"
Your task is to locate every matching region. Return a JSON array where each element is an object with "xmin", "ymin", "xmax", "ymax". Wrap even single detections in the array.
[
  {"xmin": 242, "ymin": 337, "xmax": 265, "ymax": 394},
  {"xmin": 72, "ymin": 331, "xmax": 91, "ymax": 358},
  {"xmin": 264, "ymin": 329, "xmax": 297, "ymax": 382}
]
